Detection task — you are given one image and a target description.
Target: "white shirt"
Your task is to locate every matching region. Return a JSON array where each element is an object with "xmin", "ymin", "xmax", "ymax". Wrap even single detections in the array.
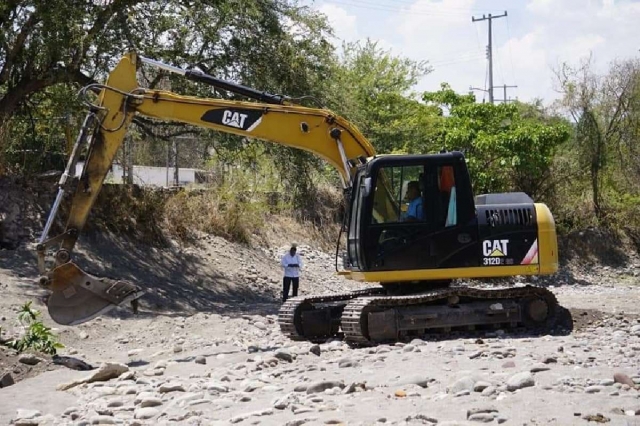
[{"xmin": 281, "ymin": 253, "xmax": 303, "ymax": 278}]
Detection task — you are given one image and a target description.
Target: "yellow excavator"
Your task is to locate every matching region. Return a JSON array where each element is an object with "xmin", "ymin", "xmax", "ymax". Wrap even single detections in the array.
[{"xmin": 36, "ymin": 52, "xmax": 560, "ymax": 344}]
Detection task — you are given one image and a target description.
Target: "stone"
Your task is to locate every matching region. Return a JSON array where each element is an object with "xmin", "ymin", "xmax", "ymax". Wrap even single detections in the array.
[
  {"xmin": 0, "ymin": 372, "xmax": 14, "ymax": 388},
  {"xmin": 309, "ymin": 345, "xmax": 321, "ymax": 356},
  {"xmin": 139, "ymin": 397, "xmax": 163, "ymax": 407},
  {"xmin": 338, "ymin": 358, "xmax": 359, "ymax": 368},
  {"xmin": 541, "ymin": 356, "xmax": 558, "ymax": 364},
  {"xmin": 473, "ymin": 381, "xmax": 491, "ymax": 392},
  {"xmin": 15, "ymin": 410, "xmax": 41, "ymax": 420},
  {"xmin": 467, "ymin": 407, "xmax": 498, "ymax": 419},
  {"xmin": 582, "ymin": 414, "xmax": 610, "ymax": 423},
  {"xmin": 159, "ymin": 382, "xmax": 185, "ymax": 393},
  {"xmin": 395, "ymin": 389, "xmax": 407, "ymax": 397},
  {"xmin": 343, "ymin": 382, "xmax": 366, "ymax": 394},
  {"xmin": 405, "ymin": 414, "xmax": 438, "ymax": 424},
  {"xmin": 254, "ymin": 321, "xmax": 267, "ymax": 330},
  {"xmin": 273, "ymin": 393, "xmax": 295, "ymax": 409},
  {"xmin": 502, "ymin": 361, "xmax": 516, "ymax": 368},
  {"xmin": 134, "ymin": 407, "xmax": 159, "ymax": 419},
  {"xmin": 397, "ymin": 375, "xmax": 431, "ymax": 388},
  {"xmin": 307, "ymin": 381, "xmax": 345, "ymax": 394},
  {"xmin": 376, "ymin": 346, "xmax": 391, "ymax": 354},
  {"xmin": 18, "ymin": 354, "xmax": 42, "ymax": 365},
  {"xmin": 195, "ymin": 356, "xmax": 206, "ymax": 365},
  {"xmin": 243, "ymin": 381, "xmax": 263, "ymax": 392},
  {"xmin": 448, "ymin": 376, "xmax": 476, "ymax": 394},
  {"xmin": 285, "ymin": 421, "xmax": 315, "ymax": 426},
  {"xmin": 506, "ymin": 372, "xmax": 535, "ymax": 391},
  {"xmin": 469, "ymin": 351, "xmax": 483, "ymax": 359},
  {"xmin": 57, "ymin": 363, "xmax": 129, "ymax": 391},
  {"xmin": 91, "ymin": 415, "xmax": 116, "ymax": 424},
  {"xmin": 530, "ymin": 363, "xmax": 551, "ymax": 373},
  {"xmin": 614, "ymin": 373, "xmax": 637, "ymax": 388},
  {"xmin": 585, "ymin": 386, "xmax": 605, "ymax": 394},
  {"xmin": 481, "ymin": 386, "xmax": 496, "ymax": 397},
  {"xmin": 206, "ymin": 382, "xmax": 229, "ymax": 392},
  {"xmin": 275, "ymin": 350, "xmax": 293, "ymax": 363},
  {"xmin": 468, "ymin": 413, "xmax": 497, "ymax": 422}
]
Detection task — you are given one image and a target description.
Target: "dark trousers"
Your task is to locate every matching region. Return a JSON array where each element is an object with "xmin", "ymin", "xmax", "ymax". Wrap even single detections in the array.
[{"xmin": 282, "ymin": 276, "xmax": 299, "ymax": 302}]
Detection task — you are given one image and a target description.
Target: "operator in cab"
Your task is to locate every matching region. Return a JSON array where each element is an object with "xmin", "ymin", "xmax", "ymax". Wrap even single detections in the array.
[{"xmin": 403, "ymin": 180, "xmax": 424, "ymax": 222}]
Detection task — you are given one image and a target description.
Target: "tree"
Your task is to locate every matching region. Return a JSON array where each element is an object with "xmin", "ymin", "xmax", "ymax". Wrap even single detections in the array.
[
  {"xmin": 555, "ymin": 56, "xmax": 640, "ymax": 220},
  {"xmin": 421, "ymin": 83, "xmax": 570, "ymax": 198},
  {"xmin": 0, "ymin": 0, "xmax": 337, "ymax": 178},
  {"xmin": 324, "ymin": 39, "xmax": 436, "ymax": 155}
]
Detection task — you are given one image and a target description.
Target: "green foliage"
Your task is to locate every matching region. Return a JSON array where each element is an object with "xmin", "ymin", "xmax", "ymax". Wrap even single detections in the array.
[
  {"xmin": 420, "ymin": 84, "xmax": 571, "ymax": 198},
  {"xmin": 0, "ymin": 0, "xmax": 337, "ymax": 180},
  {"xmin": 2, "ymin": 0, "xmax": 640, "ymax": 244},
  {"xmin": 554, "ymin": 57, "xmax": 640, "ymax": 230},
  {"xmin": 2, "ymin": 302, "xmax": 64, "ymax": 355},
  {"xmin": 324, "ymin": 39, "xmax": 437, "ymax": 154}
]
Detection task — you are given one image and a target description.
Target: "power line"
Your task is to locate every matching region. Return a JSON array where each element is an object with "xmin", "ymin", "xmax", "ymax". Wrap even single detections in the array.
[
  {"xmin": 474, "ymin": 22, "xmax": 483, "ymax": 51},
  {"xmin": 429, "ymin": 51, "xmax": 486, "ymax": 64},
  {"xmin": 385, "ymin": 0, "xmax": 506, "ymax": 13},
  {"xmin": 472, "ymin": 11, "xmax": 508, "ymax": 104},
  {"xmin": 430, "ymin": 55, "xmax": 485, "ymax": 69},
  {"xmin": 327, "ymin": 0, "xmax": 498, "ymax": 18},
  {"xmin": 506, "ymin": 15, "xmax": 518, "ymax": 86}
]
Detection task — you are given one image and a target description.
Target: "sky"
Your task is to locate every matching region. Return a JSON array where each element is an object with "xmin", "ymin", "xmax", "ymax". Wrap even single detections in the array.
[{"xmin": 302, "ymin": 0, "xmax": 640, "ymax": 105}]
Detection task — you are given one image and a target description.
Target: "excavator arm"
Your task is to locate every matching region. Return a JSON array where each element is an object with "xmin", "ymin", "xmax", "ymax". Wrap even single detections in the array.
[{"xmin": 36, "ymin": 52, "xmax": 376, "ymax": 326}]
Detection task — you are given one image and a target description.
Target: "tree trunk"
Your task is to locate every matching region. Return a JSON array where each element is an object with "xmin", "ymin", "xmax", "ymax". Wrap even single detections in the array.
[{"xmin": 0, "ymin": 78, "xmax": 49, "ymax": 125}]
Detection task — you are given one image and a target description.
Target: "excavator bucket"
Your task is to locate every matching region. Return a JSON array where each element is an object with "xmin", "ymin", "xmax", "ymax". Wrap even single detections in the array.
[{"xmin": 45, "ymin": 262, "xmax": 144, "ymax": 326}]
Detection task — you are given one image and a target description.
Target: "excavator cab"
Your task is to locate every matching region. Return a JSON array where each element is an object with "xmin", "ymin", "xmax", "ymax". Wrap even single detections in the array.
[
  {"xmin": 343, "ymin": 150, "xmax": 556, "ymax": 284},
  {"xmin": 346, "ymin": 152, "xmax": 476, "ymax": 275}
]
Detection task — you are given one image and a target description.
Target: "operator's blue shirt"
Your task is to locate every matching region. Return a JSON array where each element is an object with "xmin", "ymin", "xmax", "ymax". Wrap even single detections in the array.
[{"xmin": 406, "ymin": 197, "xmax": 424, "ymax": 220}]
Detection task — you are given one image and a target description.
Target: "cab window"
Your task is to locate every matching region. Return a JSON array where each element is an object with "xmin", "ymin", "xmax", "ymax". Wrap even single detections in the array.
[{"xmin": 371, "ymin": 165, "xmax": 424, "ymax": 224}]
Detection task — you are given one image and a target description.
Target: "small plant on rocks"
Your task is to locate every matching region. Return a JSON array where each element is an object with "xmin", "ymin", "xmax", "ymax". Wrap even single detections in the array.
[{"xmin": 1, "ymin": 301, "xmax": 64, "ymax": 355}]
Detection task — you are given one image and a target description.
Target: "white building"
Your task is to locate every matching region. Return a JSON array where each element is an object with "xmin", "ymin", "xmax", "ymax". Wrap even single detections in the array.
[{"xmin": 75, "ymin": 162, "xmax": 209, "ymax": 187}]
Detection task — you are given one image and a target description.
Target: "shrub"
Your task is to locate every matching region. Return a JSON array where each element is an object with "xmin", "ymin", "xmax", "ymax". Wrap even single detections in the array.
[{"xmin": 2, "ymin": 302, "xmax": 64, "ymax": 355}]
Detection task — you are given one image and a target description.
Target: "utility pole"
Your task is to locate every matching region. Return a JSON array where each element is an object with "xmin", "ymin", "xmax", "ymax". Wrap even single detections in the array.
[
  {"xmin": 494, "ymin": 84, "xmax": 518, "ymax": 103},
  {"xmin": 172, "ymin": 138, "xmax": 179, "ymax": 187},
  {"xmin": 472, "ymin": 11, "xmax": 507, "ymax": 104}
]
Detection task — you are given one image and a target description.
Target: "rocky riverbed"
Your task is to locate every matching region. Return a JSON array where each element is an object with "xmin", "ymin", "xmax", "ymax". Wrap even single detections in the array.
[{"xmin": 2, "ymin": 235, "xmax": 640, "ymax": 425}]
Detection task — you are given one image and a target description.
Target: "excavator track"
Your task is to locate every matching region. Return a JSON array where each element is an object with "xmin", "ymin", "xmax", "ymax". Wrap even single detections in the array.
[
  {"xmin": 278, "ymin": 287, "xmax": 386, "ymax": 340},
  {"xmin": 341, "ymin": 285, "xmax": 558, "ymax": 344}
]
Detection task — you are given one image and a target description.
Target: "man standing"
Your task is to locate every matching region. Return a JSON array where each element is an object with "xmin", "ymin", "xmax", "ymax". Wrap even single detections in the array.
[{"xmin": 281, "ymin": 243, "xmax": 303, "ymax": 302}]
